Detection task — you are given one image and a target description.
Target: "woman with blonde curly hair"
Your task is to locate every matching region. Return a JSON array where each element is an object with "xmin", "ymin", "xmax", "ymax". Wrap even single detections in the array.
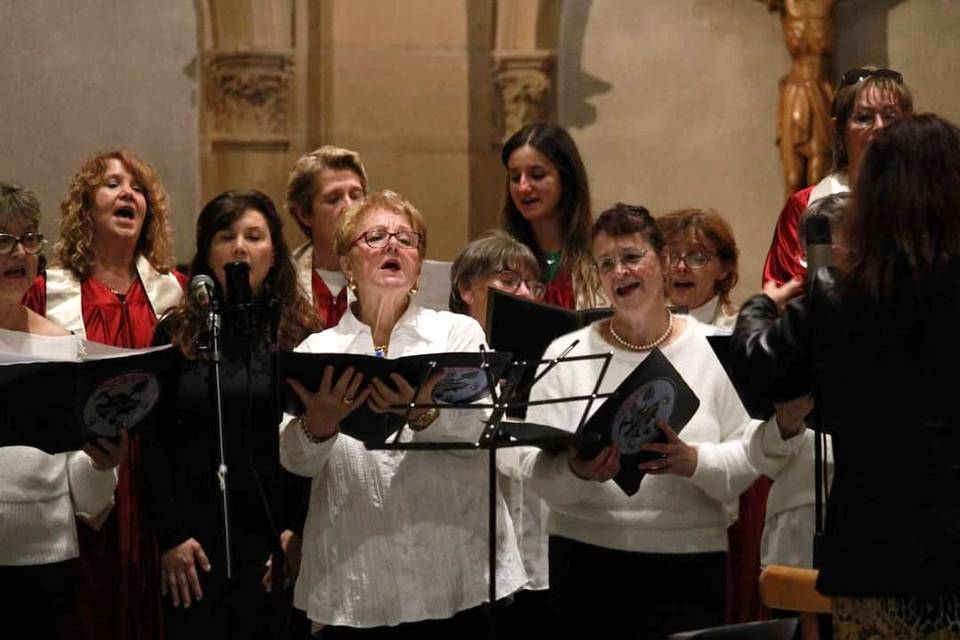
[{"xmin": 24, "ymin": 150, "xmax": 186, "ymax": 640}]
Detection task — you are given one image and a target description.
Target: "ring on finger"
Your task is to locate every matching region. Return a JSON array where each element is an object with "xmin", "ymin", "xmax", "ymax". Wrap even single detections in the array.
[{"xmin": 342, "ymin": 396, "xmax": 354, "ymax": 405}]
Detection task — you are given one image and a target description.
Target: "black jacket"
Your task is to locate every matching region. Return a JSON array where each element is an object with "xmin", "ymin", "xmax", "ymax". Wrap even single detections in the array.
[
  {"xmin": 140, "ymin": 315, "xmax": 310, "ymax": 580},
  {"xmin": 732, "ymin": 267, "xmax": 960, "ymax": 597}
]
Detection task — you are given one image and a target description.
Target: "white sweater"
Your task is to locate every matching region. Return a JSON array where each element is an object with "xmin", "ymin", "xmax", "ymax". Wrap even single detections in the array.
[
  {"xmin": 520, "ymin": 317, "xmax": 759, "ymax": 554},
  {"xmin": 745, "ymin": 417, "xmax": 834, "ymax": 567},
  {"xmin": 0, "ymin": 330, "xmax": 118, "ymax": 566}
]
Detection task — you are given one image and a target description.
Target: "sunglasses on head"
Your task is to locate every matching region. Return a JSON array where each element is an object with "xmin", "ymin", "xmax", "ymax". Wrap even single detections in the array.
[{"xmin": 840, "ymin": 68, "xmax": 903, "ymax": 88}]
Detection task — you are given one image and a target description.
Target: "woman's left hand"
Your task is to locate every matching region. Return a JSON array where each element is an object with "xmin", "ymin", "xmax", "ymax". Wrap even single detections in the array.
[
  {"xmin": 368, "ymin": 371, "xmax": 443, "ymax": 422},
  {"xmin": 83, "ymin": 430, "xmax": 129, "ymax": 471},
  {"xmin": 637, "ymin": 419, "xmax": 698, "ymax": 477}
]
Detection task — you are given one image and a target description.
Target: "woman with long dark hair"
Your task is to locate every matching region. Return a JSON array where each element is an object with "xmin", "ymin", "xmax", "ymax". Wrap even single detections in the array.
[
  {"xmin": 733, "ymin": 114, "xmax": 960, "ymax": 637},
  {"xmin": 141, "ymin": 190, "xmax": 318, "ymax": 638},
  {"xmin": 501, "ymin": 123, "xmax": 604, "ymax": 309}
]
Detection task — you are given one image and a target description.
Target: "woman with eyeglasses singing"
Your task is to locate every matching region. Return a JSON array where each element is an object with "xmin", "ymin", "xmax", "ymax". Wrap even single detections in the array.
[
  {"xmin": 449, "ymin": 229, "xmax": 545, "ymax": 323},
  {"xmin": 0, "ymin": 182, "xmax": 126, "ymax": 638},
  {"xmin": 280, "ymin": 191, "xmax": 526, "ymax": 637},
  {"xmin": 448, "ymin": 229, "xmax": 553, "ymax": 635},
  {"xmin": 763, "ymin": 67, "xmax": 913, "ymax": 287},
  {"xmin": 658, "ymin": 209, "xmax": 740, "ymax": 330},
  {"xmin": 501, "ymin": 123, "xmax": 605, "ymax": 310},
  {"xmin": 519, "ymin": 203, "xmax": 758, "ymax": 638},
  {"xmin": 22, "ymin": 151, "xmax": 186, "ymax": 640},
  {"xmin": 658, "ymin": 207, "xmax": 764, "ymax": 623}
]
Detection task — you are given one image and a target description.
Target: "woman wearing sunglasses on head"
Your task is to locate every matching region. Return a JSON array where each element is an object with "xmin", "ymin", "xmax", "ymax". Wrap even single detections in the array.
[
  {"xmin": 0, "ymin": 182, "xmax": 127, "ymax": 639},
  {"xmin": 763, "ymin": 67, "xmax": 913, "ymax": 287},
  {"xmin": 280, "ymin": 191, "xmax": 526, "ymax": 638},
  {"xmin": 22, "ymin": 150, "xmax": 186, "ymax": 640}
]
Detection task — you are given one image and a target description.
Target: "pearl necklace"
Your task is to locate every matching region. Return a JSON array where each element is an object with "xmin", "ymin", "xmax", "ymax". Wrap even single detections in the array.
[{"xmin": 608, "ymin": 311, "xmax": 673, "ymax": 352}]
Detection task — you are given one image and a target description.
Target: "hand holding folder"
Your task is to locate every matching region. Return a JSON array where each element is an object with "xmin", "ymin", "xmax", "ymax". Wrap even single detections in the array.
[
  {"xmin": 499, "ymin": 348, "xmax": 701, "ymax": 496},
  {"xmin": 279, "ymin": 350, "xmax": 512, "ymax": 447},
  {"xmin": 0, "ymin": 344, "xmax": 175, "ymax": 454}
]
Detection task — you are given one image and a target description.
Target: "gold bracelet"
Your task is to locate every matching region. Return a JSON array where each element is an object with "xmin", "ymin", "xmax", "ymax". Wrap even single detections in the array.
[{"xmin": 296, "ymin": 414, "xmax": 337, "ymax": 444}]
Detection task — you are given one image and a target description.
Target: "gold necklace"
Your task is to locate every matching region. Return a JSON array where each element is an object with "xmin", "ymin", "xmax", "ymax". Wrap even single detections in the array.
[{"xmin": 608, "ymin": 311, "xmax": 673, "ymax": 352}]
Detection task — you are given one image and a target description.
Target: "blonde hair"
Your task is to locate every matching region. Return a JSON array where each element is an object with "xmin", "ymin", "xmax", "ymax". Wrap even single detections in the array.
[
  {"xmin": 55, "ymin": 151, "xmax": 176, "ymax": 279},
  {"xmin": 286, "ymin": 145, "xmax": 368, "ymax": 236},
  {"xmin": 334, "ymin": 190, "xmax": 427, "ymax": 260}
]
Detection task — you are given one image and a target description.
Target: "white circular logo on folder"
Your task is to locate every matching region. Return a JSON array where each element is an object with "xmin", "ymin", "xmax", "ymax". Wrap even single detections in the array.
[
  {"xmin": 83, "ymin": 371, "xmax": 161, "ymax": 437},
  {"xmin": 610, "ymin": 378, "xmax": 675, "ymax": 454}
]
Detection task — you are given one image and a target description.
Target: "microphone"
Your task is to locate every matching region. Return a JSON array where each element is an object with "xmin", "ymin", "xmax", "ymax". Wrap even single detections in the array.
[
  {"xmin": 190, "ymin": 274, "xmax": 216, "ymax": 310},
  {"xmin": 223, "ymin": 261, "xmax": 252, "ymax": 306},
  {"xmin": 804, "ymin": 213, "xmax": 833, "ymax": 280}
]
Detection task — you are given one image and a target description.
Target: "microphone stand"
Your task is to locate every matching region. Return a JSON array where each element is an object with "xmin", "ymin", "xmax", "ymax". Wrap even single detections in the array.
[{"xmin": 205, "ymin": 298, "xmax": 234, "ymax": 580}]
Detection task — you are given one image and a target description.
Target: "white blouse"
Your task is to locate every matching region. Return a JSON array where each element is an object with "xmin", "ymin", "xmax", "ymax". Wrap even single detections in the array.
[{"xmin": 280, "ymin": 302, "xmax": 527, "ymax": 628}]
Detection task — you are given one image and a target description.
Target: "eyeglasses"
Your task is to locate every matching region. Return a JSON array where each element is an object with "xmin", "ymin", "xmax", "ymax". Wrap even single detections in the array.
[
  {"xmin": 594, "ymin": 249, "xmax": 650, "ymax": 275},
  {"xmin": 0, "ymin": 232, "xmax": 46, "ymax": 256},
  {"xmin": 840, "ymin": 68, "xmax": 903, "ymax": 88},
  {"xmin": 668, "ymin": 251, "xmax": 712, "ymax": 270},
  {"xmin": 494, "ymin": 270, "xmax": 546, "ymax": 299},
  {"xmin": 352, "ymin": 227, "xmax": 422, "ymax": 250}
]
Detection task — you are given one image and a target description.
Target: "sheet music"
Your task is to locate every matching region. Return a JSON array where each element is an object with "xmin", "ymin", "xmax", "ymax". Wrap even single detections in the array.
[{"xmin": 417, "ymin": 259, "xmax": 452, "ymax": 311}]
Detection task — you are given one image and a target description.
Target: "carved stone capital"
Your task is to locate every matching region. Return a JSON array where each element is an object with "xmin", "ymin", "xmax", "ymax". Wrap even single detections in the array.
[
  {"xmin": 493, "ymin": 50, "xmax": 554, "ymax": 143},
  {"xmin": 204, "ymin": 50, "xmax": 294, "ymax": 151}
]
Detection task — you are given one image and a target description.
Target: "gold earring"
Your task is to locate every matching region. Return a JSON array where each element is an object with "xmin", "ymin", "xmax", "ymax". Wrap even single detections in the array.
[
  {"xmin": 409, "ymin": 282, "xmax": 419, "ymax": 295},
  {"xmin": 347, "ymin": 276, "xmax": 358, "ymax": 292}
]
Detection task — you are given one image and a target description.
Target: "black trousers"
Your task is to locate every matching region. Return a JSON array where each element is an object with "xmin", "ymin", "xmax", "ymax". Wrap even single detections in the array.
[
  {"xmin": 0, "ymin": 559, "xmax": 78, "ymax": 640},
  {"xmin": 164, "ymin": 563, "xmax": 285, "ymax": 640},
  {"xmin": 548, "ymin": 535, "xmax": 726, "ymax": 640}
]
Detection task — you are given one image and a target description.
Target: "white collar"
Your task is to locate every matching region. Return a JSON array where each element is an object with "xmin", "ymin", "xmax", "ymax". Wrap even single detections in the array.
[
  {"xmin": 44, "ymin": 255, "xmax": 181, "ymax": 339},
  {"xmin": 809, "ymin": 172, "xmax": 849, "ymax": 202}
]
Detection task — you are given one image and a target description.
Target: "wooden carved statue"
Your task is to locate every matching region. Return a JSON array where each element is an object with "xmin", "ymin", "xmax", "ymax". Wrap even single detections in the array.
[{"xmin": 762, "ymin": 0, "xmax": 836, "ymax": 196}]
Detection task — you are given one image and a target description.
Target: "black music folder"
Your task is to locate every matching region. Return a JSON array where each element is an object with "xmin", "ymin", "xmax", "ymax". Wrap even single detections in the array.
[
  {"xmin": 706, "ymin": 334, "xmax": 814, "ymax": 422},
  {"xmin": 487, "ymin": 288, "xmax": 612, "ymax": 418},
  {"xmin": 0, "ymin": 344, "xmax": 175, "ymax": 454},
  {"xmin": 279, "ymin": 351, "xmax": 512, "ymax": 447},
  {"xmin": 499, "ymin": 348, "xmax": 700, "ymax": 496}
]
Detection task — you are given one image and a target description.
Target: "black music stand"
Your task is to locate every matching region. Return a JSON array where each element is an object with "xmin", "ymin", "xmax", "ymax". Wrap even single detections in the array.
[{"xmin": 365, "ymin": 340, "xmax": 619, "ymax": 640}]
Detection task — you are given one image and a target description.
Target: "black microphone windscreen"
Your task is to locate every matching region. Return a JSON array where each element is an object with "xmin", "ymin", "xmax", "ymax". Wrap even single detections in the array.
[
  {"xmin": 223, "ymin": 261, "xmax": 252, "ymax": 305},
  {"xmin": 805, "ymin": 213, "xmax": 833, "ymax": 278}
]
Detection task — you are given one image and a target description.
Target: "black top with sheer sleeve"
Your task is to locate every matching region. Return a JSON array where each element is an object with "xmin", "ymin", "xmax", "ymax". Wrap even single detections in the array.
[{"xmin": 139, "ymin": 314, "xmax": 310, "ymax": 577}]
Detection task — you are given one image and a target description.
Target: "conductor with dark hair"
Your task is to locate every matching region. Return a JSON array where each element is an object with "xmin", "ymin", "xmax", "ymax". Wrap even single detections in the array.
[{"xmin": 732, "ymin": 114, "xmax": 960, "ymax": 636}]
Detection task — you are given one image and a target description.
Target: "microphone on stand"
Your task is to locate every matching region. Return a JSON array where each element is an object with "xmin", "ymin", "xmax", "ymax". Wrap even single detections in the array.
[
  {"xmin": 223, "ymin": 261, "xmax": 252, "ymax": 307},
  {"xmin": 804, "ymin": 212, "xmax": 833, "ymax": 285},
  {"xmin": 223, "ymin": 261, "xmax": 255, "ymax": 338},
  {"xmin": 190, "ymin": 274, "xmax": 216, "ymax": 310}
]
